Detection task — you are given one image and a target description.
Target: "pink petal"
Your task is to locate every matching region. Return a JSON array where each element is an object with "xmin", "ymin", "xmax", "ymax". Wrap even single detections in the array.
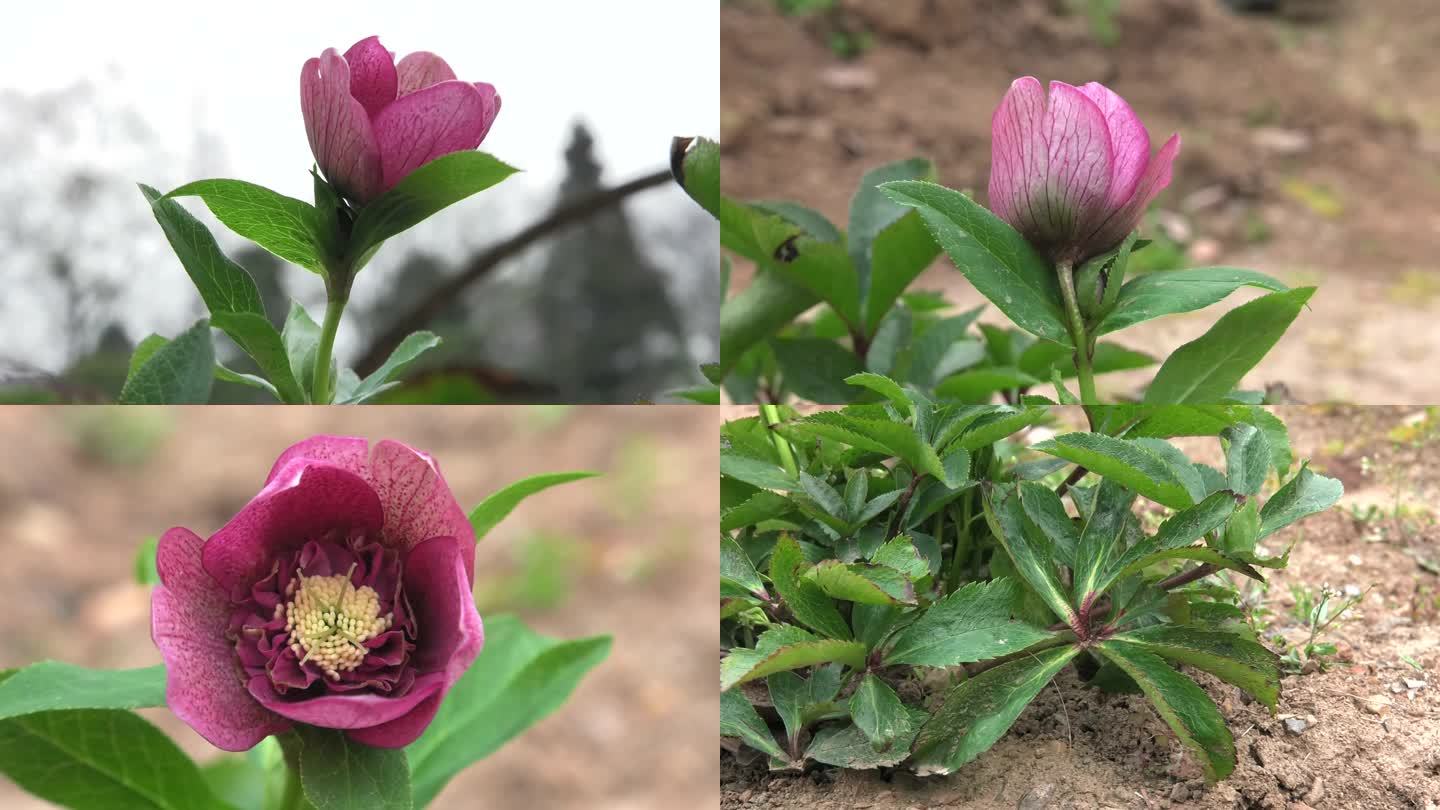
[
  {"xmin": 346, "ymin": 691, "xmax": 443, "ymax": 748},
  {"xmin": 366, "ymin": 440, "xmax": 476, "ymax": 579},
  {"xmin": 372, "ymin": 80, "xmax": 495, "ymax": 191},
  {"xmin": 1085, "ymin": 133, "xmax": 1181, "ymax": 255},
  {"xmin": 473, "ymin": 82, "xmax": 501, "ymax": 142},
  {"xmin": 1040, "ymin": 81, "xmax": 1113, "ymax": 244},
  {"xmin": 151, "ymin": 527, "xmax": 291, "ymax": 751},
  {"xmin": 265, "ymin": 435, "xmax": 369, "ymax": 484},
  {"xmin": 396, "ymin": 51, "xmax": 457, "ymax": 97},
  {"xmin": 988, "ymin": 76, "xmax": 1048, "ymax": 234},
  {"xmin": 1077, "ymin": 82, "xmax": 1151, "ymax": 210},
  {"xmin": 401, "ymin": 535, "xmax": 485, "ymax": 676},
  {"xmin": 248, "ymin": 670, "xmax": 444, "ymax": 729},
  {"xmin": 202, "ymin": 463, "xmax": 385, "ymax": 593},
  {"xmin": 301, "ymin": 49, "xmax": 383, "ymax": 203},
  {"xmin": 343, "ymin": 36, "xmax": 398, "ymax": 118}
]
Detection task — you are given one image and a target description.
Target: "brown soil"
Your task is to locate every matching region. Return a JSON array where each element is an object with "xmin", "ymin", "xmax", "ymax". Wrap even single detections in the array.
[
  {"xmin": 720, "ymin": 405, "xmax": 1440, "ymax": 808},
  {"xmin": 0, "ymin": 405, "xmax": 718, "ymax": 810},
  {"xmin": 721, "ymin": 0, "xmax": 1440, "ymax": 404}
]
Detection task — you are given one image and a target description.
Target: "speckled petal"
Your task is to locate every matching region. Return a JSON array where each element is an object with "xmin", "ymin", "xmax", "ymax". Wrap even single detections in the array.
[
  {"xmin": 301, "ymin": 49, "xmax": 383, "ymax": 203},
  {"xmin": 202, "ymin": 463, "xmax": 385, "ymax": 593},
  {"xmin": 248, "ymin": 670, "xmax": 444, "ymax": 729},
  {"xmin": 343, "ymin": 36, "xmax": 398, "ymax": 118},
  {"xmin": 373, "ymin": 80, "xmax": 493, "ymax": 192},
  {"xmin": 396, "ymin": 51, "xmax": 457, "ymax": 96},
  {"xmin": 151, "ymin": 527, "xmax": 290, "ymax": 751},
  {"xmin": 265, "ymin": 435, "xmax": 369, "ymax": 484},
  {"xmin": 1077, "ymin": 82, "xmax": 1151, "ymax": 210},
  {"xmin": 366, "ymin": 440, "xmax": 476, "ymax": 578},
  {"xmin": 346, "ymin": 690, "xmax": 443, "ymax": 748}
]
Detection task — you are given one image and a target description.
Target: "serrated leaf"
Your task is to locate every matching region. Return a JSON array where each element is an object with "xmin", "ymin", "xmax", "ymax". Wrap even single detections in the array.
[
  {"xmin": 1223, "ymin": 423, "xmax": 1270, "ymax": 496},
  {"xmin": 1033, "ymin": 433, "xmax": 1198, "ymax": 509},
  {"xmin": 721, "ymin": 536, "xmax": 768, "ymax": 598},
  {"xmin": 1017, "ymin": 482, "xmax": 1080, "ymax": 567},
  {"xmin": 140, "ymin": 184, "xmax": 267, "ymax": 317},
  {"xmin": 884, "ymin": 579, "xmax": 1056, "ymax": 667},
  {"xmin": 721, "ymin": 689, "xmax": 786, "ymax": 760},
  {"xmin": 721, "ymin": 490, "xmax": 796, "ymax": 532},
  {"xmin": 166, "ymin": 179, "xmax": 325, "ymax": 273},
  {"xmin": 119, "ymin": 319, "xmax": 215, "ymax": 404},
  {"xmin": 1104, "ymin": 491, "xmax": 1240, "ymax": 588},
  {"xmin": 1259, "ymin": 464, "xmax": 1342, "ymax": 539},
  {"xmin": 348, "ymin": 152, "xmax": 518, "ymax": 262},
  {"xmin": 799, "ymin": 472, "xmax": 848, "ymax": 521},
  {"xmin": 870, "ymin": 535, "xmax": 929, "ymax": 580},
  {"xmin": 770, "ymin": 536, "xmax": 853, "ymax": 639},
  {"xmin": 209, "ymin": 311, "xmax": 307, "ymax": 404},
  {"xmin": 845, "ymin": 372, "xmax": 913, "ymax": 418},
  {"xmin": 911, "ymin": 645, "xmax": 1080, "ymax": 774},
  {"xmin": 1097, "ymin": 267, "xmax": 1290, "ymax": 335},
  {"xmin": 986, "ymin": 485, "xmax": 1075, "ymax": 624},
  {"xmin": 768, "ymin": 671, "xmax": 808, "ymax": 748},
  {"xmin": 1095, "ymin": 641, "xmax": 1235, "ymax": 780},
  {"xmin": 721, "ymin": 450, "xmax": 799, "ymax": 492},
  {"xmin": 1110, "ymin": 626, "xmax": 1280, "ymax": 711},
  {"xmin": 721, "ymin": 626, "xmax": 867, "ymax": 691},
  {"xmin": 849, "ymin": 674, "xmax": 909, "ymax": 752},
  {"xmin": 341, "ymin": 331, "xmax": 442, "ymax": 404},
  {"xmin": 807, "ymin": 706, "xmax": 929, "ymax": 769},
  {"xmin": 810, "ymin": 560, "xmax": 916, "ymax": 606}
]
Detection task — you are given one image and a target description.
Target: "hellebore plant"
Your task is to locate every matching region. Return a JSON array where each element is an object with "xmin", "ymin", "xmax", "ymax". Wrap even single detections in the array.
[
  {"xmin": 125, "ymin": 35, "xmax": 517, "ymax": 406},
  {"xmin": 0, "ymin": 437, "xmax": 610, "ymax": 810},
  {"xmin": 719, "ymin": 76, "xmax": 1311, "ymax": 409},
  {"xmin": 720, "ymin": 394, "xmax": 1343, "ymax": 780}
]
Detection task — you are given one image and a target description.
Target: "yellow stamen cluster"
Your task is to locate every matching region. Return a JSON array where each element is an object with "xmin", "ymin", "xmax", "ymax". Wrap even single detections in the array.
[{"xmin": 278, "ymin": 564, "xmax": 393, "ymax": 681}]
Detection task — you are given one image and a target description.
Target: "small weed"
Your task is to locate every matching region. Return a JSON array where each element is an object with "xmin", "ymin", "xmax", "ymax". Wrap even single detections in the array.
[{"xmin": 1277, "ymin": 584, "xmax": 1369, "ymax": 674}]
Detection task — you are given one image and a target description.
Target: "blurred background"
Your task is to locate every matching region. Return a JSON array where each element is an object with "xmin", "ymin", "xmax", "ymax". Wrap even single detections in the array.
[
  {"xmin": 0, "ymin": 0, "xmax": 720, "ymax": 404},
  {"xmin": 720, "ymin": 0, "xmax": 1440, "ymax": 403},
  {"xmin": 0, "ymin": 405, "xmax": 717, "ymax": 809}
]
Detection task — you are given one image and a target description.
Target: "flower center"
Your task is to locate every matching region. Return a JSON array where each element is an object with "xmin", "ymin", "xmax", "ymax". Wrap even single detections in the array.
[{"xmin": 280, "ymin": 564, "xmax": 393, "ymax": 680}]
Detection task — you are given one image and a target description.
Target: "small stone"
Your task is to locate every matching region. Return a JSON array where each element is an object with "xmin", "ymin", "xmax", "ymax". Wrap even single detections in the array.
[
  {"xmin": 1347, "ymin": 554, "xmax": 1364, "ymax": 567},
  {"xmin": 1283, "ymin": 716, "xmax": 1309, "ymax": 735},
  {"xmin": 1181, "ymin": 185, "xmax": 1228, "ymax": 212},
  {"xmin": 819, "ymin": 65, "xmax": 876, "ymax": 92},
  {"xmin": 1018, "ymin": 783, "xmax": 1057, "ymax": 810},
  {"xmin": 1358, "ymin": 694, "xmax": 1393, "ymax": 716},
  {"xmin": 1405, "ymin": 678, "xmax": 1427, "ymax": 690},
  {"xmin": 1188, "ymin": 237, "xmax": 1222, "ymax": 264},
  {"xmin": 1304, "ymin": 775, "xmax": 1325, "ymax": 804},
  {"xmin": 1343, "ymin": 583, "xmax": 1362, "ymax": 598},
  {"xmin": 1251, "ymin": 126, "xmax": 1312, "ymax": 155},
  {"xmin": 1170, "ymin": 783, "xmax": 1190, "ymax": 802}
]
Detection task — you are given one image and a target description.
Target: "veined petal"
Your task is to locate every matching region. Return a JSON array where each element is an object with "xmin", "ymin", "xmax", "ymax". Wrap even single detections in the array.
[
  {"xmin": 152, "ymin": 527, "xmax": 291, "ymax": 751},
  {"xmin": 1078, "ymin": 82, "xmax": 1150, "ymax": 209},
  {"xmin": 373, "ymin": 80, "xmax": 494, "ymax": 192},
  {"xmin": 396, "ymin": 51, "xmax": 457, "ymax": 96},
  {"xmin": 1085, "ymin": 132, "xmax": 1181, "ymax": 257},
  {"xmin": 248, "ymin": 670, "xmax": 444, "ymax": 730},
  {"xmin": 343, "ymin": 36, "xmax": 398, "ymax": 118},
  {"xmin": 301, "ymin": 49, "xmax": 383, "ymax": 203},
  {"xmin": 1041, "ymin": 81, "xmax": 1113, "ymax": 245},
  {"xmin": 202, "ymin": 463, "xmax": 385, "ymax": 592},
  {"xmin": 988, "ymin": 76, "xmax": 1049, "ymax": 236}
]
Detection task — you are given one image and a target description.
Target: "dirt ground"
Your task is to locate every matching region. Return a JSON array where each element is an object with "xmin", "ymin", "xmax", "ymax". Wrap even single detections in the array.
[
  {"xmin": 0, "ymin": 405, "xmax": 719, "ymax": 810},
  {"xmin": 720, "ymin": 405, "xmax": 1440, "ymax": 808},
  {"xmin": 721, "ymin": 0, "xmax": 1440, "ymax": 404}
]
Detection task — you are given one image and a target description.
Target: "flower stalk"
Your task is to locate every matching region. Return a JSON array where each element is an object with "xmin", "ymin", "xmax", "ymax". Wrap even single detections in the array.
[
  {"xmin": 311, "ymin": 277, "xmax": 350, "ymax": 405},
  {"xmin": 1056, "ymin": 259, "xmax": 1098, "ymax": 410}
]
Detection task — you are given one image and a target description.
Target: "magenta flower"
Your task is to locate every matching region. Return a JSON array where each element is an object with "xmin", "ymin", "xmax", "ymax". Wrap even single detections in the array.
[
  {"xmin": 150, "ymin": 436, "xmax": 481, "ymax": 751},
  {"xmin": 301, "ymin": 36, "xmax": 501, "ymax": 205},
  {"xmin": 988, "ymin": 77, "xmax": 1181, "ymax": 264}
]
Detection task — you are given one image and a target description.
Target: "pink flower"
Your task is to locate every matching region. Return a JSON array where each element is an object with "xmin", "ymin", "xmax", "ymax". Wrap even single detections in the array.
[
  {"xmin": 988, "ymin": 77, "xmax": 1180, "ymax": 264},
  {"xmin": 151, "ymin": 436, "xmax": 481, "ymax": 751},
  {"xmin": 301, "ymin": 36, "xmax": 501, "ymax": 205}
]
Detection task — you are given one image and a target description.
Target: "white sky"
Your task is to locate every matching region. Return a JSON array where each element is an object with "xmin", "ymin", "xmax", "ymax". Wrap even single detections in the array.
[{"xmin": 2, "ymin": 0, "xmax": 719, "ymax": 198}]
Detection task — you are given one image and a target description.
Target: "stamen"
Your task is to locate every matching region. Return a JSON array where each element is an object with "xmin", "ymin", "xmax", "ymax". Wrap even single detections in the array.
[{"xmin": 283, "ymin": 562, "xmax": 394, "ymax": 676}]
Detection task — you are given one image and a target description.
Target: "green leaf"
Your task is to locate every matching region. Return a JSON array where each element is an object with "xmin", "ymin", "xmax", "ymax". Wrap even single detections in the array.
[
  {"xmin": 670, "ymin": 385, "xmax": 721, "ymax": 405},
  {"xmin": 1018, "ymin": 341, "xmax": 1155, "ymax": 380},
  {"xmin": 884, "ymin": 579, "xmax": 1056, "ymax": 666},
  {"xmin": 140, "ymin": 184, "xmax": 266, "ymax": 317},
  {"xmin": 1097, "ymin": 267, "xmax": 1290, "ymax": 335},
  {"xmin": 1110, "ymin": 626, "xmax": 1281, "ymax": 711},
  {"xmin": 749, "ymin": 215, "xmax": 863, "ymax": 328},
  {"xmin": 1032, "ymin": 433, "xmax": 1198, "ymax": 509},
  {"xmin": 1144, "ymin": 287, "xmax": 1315, "ymax": 403},
  {"xmin": 849, "ymin": 674, "xmax": 910, "ymax": 752},
  {"xmin": 1072, "ymin": 478, "xmax": 1139, "ymax": 606},
  {"xmin": 673, "ymin": 136, "xmax": 719, "ymax": 218},
  {"xmin": 1095, "ymin": 641, "xmax": 1235, "ymax": 780},
  {"xmin": 721, "ymin": 536, "xmax": 768, "ymax": 598},
  {"xmin": 406, "ymin": 615, "xmax": 610, "ymax": 807},
  {"xmin": 721, "ymin": 490, "xmax": 795, "ymax": 532},
  {"xmin": 782, "ymin": 412, "xmax": 945, "ymax": 481},
  {"xmin": 721, "ymin": 450, "xmax": 799, "ymax": 492},
  {"xmin": 752, "ymin": 201, "xmax": 842, "ymax": 243},
  {"xmin": 282, "ymin": 301, "xmax": 324, "ymax": 401},
  {"xmin": 721, "ymin": 625, "xmax": 867, "ymax": 690},
  {"xmin": 209, "ymin": 312, "xmax": 307, "ymax": 404},
  {"xmin": 869, "ymin": 535, "xmax": 929, "ymax": 580},
  {"xmin": 879, "ymin": 180, "xmax": 1068, "ymax": 344},
  {"xmin": 340, "ymin": 331, "xmax": 442, "ymax": 404},
  {"xmin": 844, "ymin": 471, "xmax": 870, "ymax": 522},
  {"xmin": 119, "ymin": 318, "xmax": 215, "ymax": 404},
  {"xmin": 807, "ymin": 706, "xmax": 929, "ymax": 769},
  {"xmin": 719, "ymin": 271, "xmax": 822, "ymax": 379},
  {"xmin": 1222, "ymin": 499, "xmax": 1261, "ymax": 556},
  {"xmin": 770, "ymin": 536, "xmax": 852, "ymax": 639},
  {"xmin": 772, "ymin": 338, "xmax": 865, "ymax": 403},
  {"xmin": 467, "ymin": 471, "xmax": 600, "ymax": 542},
  {"xmin": 720, "ymin": 689, "xmax": 786, "ymax": 760},
  {"xmin": 0, "ymin": 663, "xmax": 166, "ymax": 721},
  {"xmin": 200, "ymin": 757, "xmax": 272, "ymax": 810},
  {"xmin": 799, "ymin": 472, "xmax": 847, "ymax": 521},
  {"xmin": 135, "ymin": 537, "xmax": 160, "ymax": 586},
  {"xmin": 1223, "ymin": 423, "xmax": 1270, "ymax": 496},
  {"xmin": 296, "ymin": 726, "xmax": 410, "ymax": 810},
  {"xmin": 810, "ymin": 560, "xmax": 916, "ymax": 605},
  {"xmin": 939, "ymin": 406, "xmax": 1048, "ymax": 452},
  {"xmin": 1016, "ymin": 482, "xmax": 1080, "ymax": 567},
  {"xmin": 166, "ymin": 179, "xmax": 325, "ymax": 274},
  {"xmin": 1259, "ymin": 464, "xmax": 1342, "ymax": 539},
  {"xmin": 767, "ymin": 671, "xmax": 810, "ymax": 751},
  {"xmin": 128, "ymin": 335, "xmax": 169, "ymax": 379},
  {"xmin": 348, "ymin": 152, "xmax": 518, "ymax": 262},
  {"xmin": 934, "ymin": 367, "xmax": 1041, "ymax": 402},
  {"xmin": 985, "ymin": 486, "xmax": 1075, "ymax": 624},
  {"xmin": 0, "ymin": 699, "xmax": 225, "ymax": 810},
  {"xmin": 866, "ymin": 212, "xmax": 941, "ymax": 334},
  {"xmin": 1105, "ymin": 491, "xmax": 1241, "ymax": 586},
  {"xmin": 911, "ymin": 645, "xmax": 1081, "ymax": 774},
  {"xmin": 844, "ymin": 372, "xmax": 913, "ymax": 418}
]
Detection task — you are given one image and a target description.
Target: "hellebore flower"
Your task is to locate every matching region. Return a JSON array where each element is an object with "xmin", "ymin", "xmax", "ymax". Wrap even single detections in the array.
[
  {"xmin": 988, "ymin": 77, "xmax": 1180, "ymax": 265},
  {"xmin": 301, "ymin": 36, "xmax": 501, "ymax": 205},
  {"xmin": 151, "ymin": 436, "xmax": 481, "ymax": 751}
]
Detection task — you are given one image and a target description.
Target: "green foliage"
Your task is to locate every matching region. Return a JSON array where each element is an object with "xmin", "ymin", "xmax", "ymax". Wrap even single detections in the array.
[{"xmin": 720, "ymin": 398, "xmax": 1341, "ymax": 780}]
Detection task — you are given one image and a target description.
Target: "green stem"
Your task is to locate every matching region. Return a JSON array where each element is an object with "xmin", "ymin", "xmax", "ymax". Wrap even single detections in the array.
[
  {"xmin": 1056, "ymin": 259, "xmax": 1098, "ymax": 416},
  {"xmin": 760, "ymin": 403, "xmax": 798, "ymax": 478},
  {"xmin": 311, "ymin": 280, "xmax": 350, "ymax": 405}
]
